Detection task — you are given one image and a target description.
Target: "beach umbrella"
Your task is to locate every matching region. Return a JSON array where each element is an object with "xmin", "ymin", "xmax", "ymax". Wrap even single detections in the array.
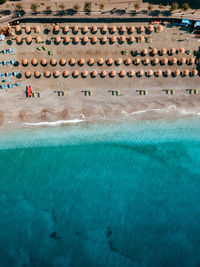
[
  {"xmin": 34, "ymin": 25, "xmax": 40, "ymax": 33},
  {"xmin": 125, "ymin": 58, "xmax": 132, "ymax": 65},
  {"xmin": 25, "ymin": 70, "xmax": 31, "ymax": 78},
  {"xmin": 148, "ymin": 25, "xmax": 154, "ymax": 32},
  {"xmin": 55, "ymin": 36, "xmax": 61, "ymax": 43},
  {"xmin": 174, "ymin": 69, "xmax": 180, "ymax": 76},
  {"xmin": 129, "ymin": 26, "xmax": 135, "ymax": 33},
  {"xmin": 50, "ymin": 58, "xmax": 57, "ymax": 66},
  {"xmin": 138, "ymin": 70, "xmax": 144, "ymax": 77},
  {"xmin": 128, "ymin": 36, "xmax": 135, "ymax": 43},
  {"xmin": 142, "ymin": 48, "xmax": 148, "ymax": 55},
  {"xmin": 15, "ymin": 25, "xmax": 21, "ymax": 33},
  {"xmin": 73, "ymin": 25, "xmax": 78, "ymax": 33},
  {"xmin": 110, "ymin": 70, "xmax": 116, "ymax": 77},
  {"xmin": 73, "ymin": 36, "xmax": 79, "ymax": 43},
  {"xmin": 60, "ymin": 58, "xmax": 66, "ymax": 66},
  {"xmin": 134, "ymin": 57, "xmax": 141, "ymax": 65},
  {"xmin": 165, "ymin": 69, "xmax": 171, "ymax": 76},
  {"xmin": 110, "ymin": 36, "xmax": 116, "ymax": 43},
  {"xmin": 161, "ymin": 48, "xmax": 167, "ymax": 55},
  {"xmin": 53, "ymin": 25, "xmax": 59, "ymax": 33},
  {"xmin": 119, "ymin": 25, "xmax": 126, "ymax": 33},
  {"xmin": 16, "ymin": 36, "xmax": 21, "ymax": 44},
  {"xmin": 91, "ymin": 25, "xmax": 97, "ymax": 34},
  {"xmin": 101, "ymin": 25, "xmax": 107, "ymax": 33},
  {"xmin": 78, "ymin": 58, "xmax": 85, "ymax": 66},
  {"xmin": 157, "ymin": 25, "xmax": 163, "ymax": 32},
  {"xmin": 82, "ymin": 36, "xmax": 88, "ymax": 43},
  {"xmin": 138, "ymin": 25, "xmax": 145, "ymax": 32},
  {"xmin": 147, "ymin": 69, "xmax": 153, "ymax": 76},
  {"xmin": 119, "ymin": 70, "xmax": 126, "ymax": 77},
  {"xmin": 115, "ymin": 58, "xmax": 122, "ymax": 65},
  {"xmin": 64, "ymin": 36, "xmax": 70, "ymax": 43},
  {"xmin": 107, "ymin": 58, "xmax": 113, "ymax": 65},
  {"xmin": 101, "ymin": 36, "xmax": 107, "ymax": 43},
  {"xmin": 110, "ymin": 25, "xmax": 117, "ymax": 33},
  {"xmin": 72, "ymin": 70, "xmax": 79, "ymax": 77},
  {"xmin": 36, "ymin": 36, "xmax": 42, "ymax": 43},
  {"xmin": 82, "ymin": 25, "xmax": 88, "ymax": 33},
  {"xmin": 143, "ymin": 58, "xmax": 150, "ymax": 65},
  {"xmin": 34, "ymin": 70, "xmax": 40, "ymax": 78},
  {"xmin": 22, "ymin": 58, "xmax": 28, "ymax": 66},
  {"xmin": 170, "ymin": 48, "xmax": 176, "ymax": 55},
  {"xmin": 179, "ymin": 47, "xmax": 185, "ymax": 54},
  {"xmin": 69, "ymin": 58, "xmax": 76, "ymax": 65},
  {"xmin": 63, "ymin": 25, "xmax": 69, "ymax": 33},
  {"xmin": 188, "ymin": 58, "xmax": 195, "ymax": 65},
  {"xmin": 82, "ymin": 70, "xmax": 88, "ymax": 77},
  {"xmin": 25, "ymin": 25, "xmax": 31, "ymax": 34},
  {"xmin": 44, "ymin": 70, "xmax": 50, "ymax": 78},
  {"xmin": 98, "ymin": 58, "xmax": 104, "ymax": 65},
  {"xmin": 156, "ymin": 70, "xmax": 162, "ymax": 77},
  {"xmin": 138, "ymin": 36, "xmax": 145, "ymax": 42},
  {"xmin": 183, "ymin": 69, "xmax": 189, "ymax": 76},
  {"xmin": 101, "ymin": 70, "xmax": 107, "ymax": 77},
  {"xmin": 129, "ymin": 70, "xmax": 135, "ymax": 77},
  {"xmin": 91, "ymin": 70, "xmax": 97, "ymax": 77},
  {"xmin": 192, "ymin": 69, "xmax": 198, "ymax": 76},
  {"xmin": 41, "ymin": 58, "xmax": 47, "ymax": 66},
  {"xmin": 26, "ymin": 36, "xmax": 32, "ymax": 44},
  {"xmin": 91, "ymin": 36, "xmax": 97, "ymax": 44},
  {"xmin": 153, "ymin": 57, "xmax": 159, "ymax": 65},
  {"xmin": 88, "ymin": 58, "xmax": 94, "ymax": 66},
  {"xmin": 180, "ymin": 57, "xmax": 186, "ymax": 64},
  {"xmin": 171, "ymin": 57, "xmax": 177, "ymax": 64},
  {"xmin": 151, "ymin": 48, "xmax": 157, "ymax": 55},
  {"xmin": 63, "ymin": 70, "xmax": 69, "ymax": 77},
  {"xmin": 53, "ymin": 70, "xmax": 60, "ymax": 78},
  {"xmin": 31, "ymin": 58, "xmax": 38, "ymax": 66},
  {"xmin": 162, "ymin": 58, "xmax": 168, "ymax": 65},
  {"xmin": 119, "ymin": 36, "xmax": 125, "ymax": 43}
]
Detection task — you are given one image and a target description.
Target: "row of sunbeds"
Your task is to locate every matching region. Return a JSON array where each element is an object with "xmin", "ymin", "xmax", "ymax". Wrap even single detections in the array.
[
  {"xmin": 0, "ymin": 59, "xmax": 17, "ymax": 66},
  {"xmin": 0, "ymin": 82, "xmax": 22, "ymax": 89},
  {"xmin": 1, "ymin": 48, "xmax": 14, "ymax": 54},
  {"xmin": 0, "ymin": 71, "xmax": 20, "ymax": 78}
]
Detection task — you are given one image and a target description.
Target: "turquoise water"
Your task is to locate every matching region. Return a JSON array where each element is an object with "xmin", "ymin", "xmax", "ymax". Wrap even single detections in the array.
[{"xmin": 0, "ymin": 119, "xmax": 200, "ymax": 267}]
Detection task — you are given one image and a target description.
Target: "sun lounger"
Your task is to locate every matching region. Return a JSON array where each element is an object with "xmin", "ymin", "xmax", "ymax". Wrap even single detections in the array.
[
  {"xmin": 16, "ymin": 82, "xmax": 21, "ymax": 87},
  {"xmin": 0, "ymin": 62, "xmax": 2, "ymax": 66}
]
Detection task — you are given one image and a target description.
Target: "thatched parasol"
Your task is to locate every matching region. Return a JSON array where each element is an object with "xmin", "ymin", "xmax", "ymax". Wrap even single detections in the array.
[
  {"xmin": 138, "ymin": 25, "xmax": 145, "ymax": 32},
  {"xmin": 125, "ymin": 58, "xmax": 132, "ymax": 65},
  {"xmin": 107, "ymin": 58, "xmax": 113, "ymax": 65},
  {"xmin": 183, "ymin": 69, "xmax": 189, "ymax": 76},
  {"xmin": 55, "ymin": 36, "xmax": 61, "ymax": 43},
  {"xmin": 129, "ymin": 26, "xmax": 135, "ymax": 33},
  {"xmin": 41, "ymin": 58, "xmax": 47, "ymax": 66},
  {"xmin": 157, "ymin": 25, "xmax": 163, "ymax": 32},
  {"xmin": 63, "ymin": 70, "xmax": 69, "ymax": 77},
  {"xmin": 119, "ymin": 36, "xmax": 125, "ymax": 43},
  {"xmin": 101, "ymin": 36, "xmax": 107, "ymax": 43},
  {"xmin": 73, "ymin": 36, "xmax": 79, "ymax": 43},
  {"xmin": 129, "ymin": 70, "xmax": 135, "ymax": 77},
  {"xmin": 156, "ymin": 70, "xmax": 162, "ymax": 77},
  {"xmin": 143, "ymin": 58, "xmax": 150, "ymax": 65},
  {"xmin": 153, "ymin": 57, "xmax": 159, "ymax": 65},
  {"xmin": 35, "ymin": 36, "xmax": 42, "ymax": 43},
  {"xmin": 115, "ymin": 58, "xmax": 122, "ymax": 65},
  {"xmin": 151, "ymin": 48, "xmax": 157, "ymax": 55},
  {"xmin": 192, "ymin": 69, "xmax": 198, "ymax": 76},
  {"xmin": 88, "ymin": 58, "xmax": 94, "ymax": 65},
  {"xmin": 69, "ymin": 58, "xmax": 76, "ymax": 65},
  {"xmin": 128, "ymin": 36, "xmax": 135, "ymax": 43},
  {"xmin": 82, "ymin": 70, "xmax": 88, "ymax": 77},
  {"xmin": 98, "ymin": 58, "xmax": 104, "ymax": 65},
  {"xmin": 134, "ymin": 57, "xmax": 141, "ymax": 65},
  {"xmin": 82, "ymin": 36, "xmax": 88, "ymax": 43},
  {"xmin": 25, "ymin": 25, "xmax": 31, "ymax": 34},
  {"xmin": 91, "ymin": 70, "xmax": 97, "ymax": 77},
  {"xmin": 179, "ymin": 48, "xmax": 185, "ymax": 54},
  {"xmin": 110, "ymin": 26, "xmax": 117, "ymax": 33},
  {"xmin": 53, "ymin": 70, "xmax": 60, "ymax": 78},
  {"xmin": 50, "ymin": 58, "xmax": 57, "ymax": 66},
  {"xmin": 165, "ymin": 69, "xmax": 171, "ymax": 76},
  {"xmin": 138, "ymin": 36, "xmax": 145, "ymax": 42},
  {"xmin": 180, "ymin": 57, "xmax": 186, "ymax": 64},
  {"xmin": 15, "ymin": 25, "xmax": 21, "ymax": 33},
  {"xmin": 101, "ymin": 70, "xmax": 107, "ymax": 77},
  {"xmin": 34, "ymin": 25, "xmax": 40, "ymax": 33},
  {"xmin": 64, "ymin": 36, "xmax": 70, "ymax": 43},
  {"xmin": 16, "ymin": 36, "xmax": 21, "ymax": 44},
  {"xmin": 26, "ymin": 36, "xmax": 32, "ymax": 44},
  {"xmin": 188, "ymin": 58, "xmax": 195, "ymax": 65},
  {"xmin": 22, "ymin": 58, "xmax": 28, "ymax": 66},
  {"xmin": 148, "ymin": 25, "xmax": 154, "ymax": 32},
  {"xmin": 44, "ymin": 70, "xmax": 50, "ymax": 78},
  {"xmin": 63, "ymin": 26, "xmax": 69, "ymax": 33},
  {"xmin": 147, "ymin": 69, "xmax": 153, "ymax": 76},
  {"xmin": 34, "ymin": 70, "xmax": 40, "ymax": 78},
  {"xmin": 161, "ymin": 48, "xmax": 167, "ymax": 55},
  {"xmin": 171, "ymin": 57, "xmax": 177, "ymax": 64},
  {"xmin": 91, "ymin": 25, "xmax": 97, "ymax": 33},
  {"xmin": 82, "ymin": 25, "xmax": 88, "ymax": 33},
  {"xmin": 170, "ymin": 48, "xmax": 176, "ymax": 55},
  {"xmin": 53, "ymin": 25, "xmax": 59, "ymax": 32},
  {"xmin": 91, "ymin": 36, "xmax": 97, "ymax": 44},
  {"xmin": 119, "ymin": 70, "xmax": 126, "ymax": 77},
  {"xmin": 162, "ymin": 58, "xmax": 168, "ymax": 65},
  {"xmin": 110, "ymin": 36, "xmax": 116, "ymax": 43},
  {"xmin": 31, "ymin": 58, "xmax": 38, "ymax": 66},
  {"xmin": 60, "ymin": 58, "xmax": 66, "ymax": 66},
  {"xmin": 119, "ymin": 25, "xmax": 126, "ymax": 33},
  {"xmin": 110, "ymin": 70, "xmax": 116, "ymax": 77},
  {"xmin": 25, "ymin": 70, "xmax": 31, "ymax": 78},
  {"xmin": 79, "ymin": 58, "xmax": 85, "ymax": 65},
  {"xmin": 73, "ymin": 25, "xmax": 78, "ymax": 33},
  {"xmin": 142, "ymin": 48, "xmax": 148, "ymax": 55},
  {"xmin": 101, "ymin": 25, "xmax": 107, "ymax": 33},
  {"xmin": 72, "ymin": 70, "xmax": 79, "ymax": 77},
  {"xmin": 138, "ymin": 70, "xmax": 144, "ymax": 76},
  {"xmin": 174, "ymin": 69, "xmax": 180, "ymax": 76}
]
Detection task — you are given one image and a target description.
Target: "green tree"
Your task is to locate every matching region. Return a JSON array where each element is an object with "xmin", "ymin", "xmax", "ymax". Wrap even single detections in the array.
[
  {"xmin": 15, "ymin": 3, "xmax": 23, "ymax": 11},
  {"xmin": 147, "ymin": 4, "xmax": 153, "ymax": 13},
  {"xmin": 73, "ymin": 4, "xmax": 80, "ymax": 11},
  {"xmin": 59, "ymin": 3, "xmax": 65, "ymax": 10},
  {"xmin": 30, "ymin": 3, "xmax": 38, "ymax": 13},
  {"xmin": 84, "ymin": 2, "xmax": 92, "ymax": 13},
  {"xmin": 0, "ymin": 0, "xmax": 6, "ymax": 5},
  {"xmin": 46, "ymin": 6, "xmax": 51, "ymax": 11},
  {"xmin": 181, "ymin": 2, "xmax": 190, "ymax": 11},
  {"xmin": 158, "ymin": 3, "xmax": 163, "ymax": 10},
  {"xmin": 99, "ymin": 3, "xmax": 104, "ymax": 10},
  {"xmin": 170, "ymin": 2, "xmax": 179, "ymax": 11},
  {"xmin": 134, "ymin": 3, "xmax": 140, "ymax": 11}
]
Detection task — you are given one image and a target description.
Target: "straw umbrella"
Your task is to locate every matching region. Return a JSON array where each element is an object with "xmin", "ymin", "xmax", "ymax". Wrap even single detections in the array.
[
  {"xmin": 119, "ymin": 25, "xmax": 126, "ymax": 33},
  {"xmin": 31, "ymin": 58, "xmax": 38, "ymax": 66},
  {"xmin": 34, "ymin": 25, "xmax": 40, "ymax": 33},
  {"xmin": 82, "ymin": 70, "xmax": 88, "ymax": 78},
  {"xmin": 26, "ymin": 36, "xmax": 32, "ymax": 44},
  {"xmin": 88, "ymin": 58, "xmax": 94, "ymax": 66},
  {"xmin": 138, "ymin": 70, "xmax": 144, "ymax": 77},
  {"xmin": 69, "ymin": 58, "xmax": 76, "ymax": 66},
  {"xmin": 63, "ymin": 70, "xmax": 69, "ymax": 77},
  {"xmin": 44, "ymin": 70, "xmax": 50, "ymax": 78},
  {"xmin": 60, "ymin": 58, "xmax": 66, "ymax": 66},
  {"xmin": 78, "ymin": 58, "xmax": 85, "ymax": 66},
  {"xmin": 64, "ymin": 36, "xmax": 70, "ymax": 44},
  {"xmin": 119, "ymin": 70, "xmax": 126, "ymax": 77},
  {"xmin": 183, "ymin": 69, "xmax": 189, "ymax": 76},
  {"xmin": 174, "ymin": 69, "xmax": 180, "ymax": 76},
  {"xmin": 143, "ymin": 58, "xmax": 150, "ymax": 65},
  {"xmin": 110, "ymin": 25, "xmax": 117, "ymax": 33},
  {"xmin": 162, "ymin": 58, "xmax": 168, "ymax": 65},
  {"xmin": 188, "ymin": 58, "xmax": 195, "ymax": 65},
  {"xmin": 50, "ymin": 58, "xmax": 57, "ymax": 66},
  {"xmin": 98, "ymin": 58, "xmax": 104, "ymax": 65},
  {"xmin": 107, "ymin": 58, "xmax": 113, "ymax": 66},
  {"xmin": 91, "ymin": 36, "xmax": 97, "ymax": 44},
  {"xmin": 119, "ymin": 36, "xmax": 125, "ymax": 43},
  {"xmin": 142, "ymin": 48, "xmax": 148, "ymax": 56},
  {"xmin": 101, "ymin": 36, "xmax": 107, "ymax": 44},
  {"xmin": 147, "ymin": 69, "xmax": 153, "ymax": 77},
  {"xmin": 41, "ymin": 58, "xmax": 47, "ymax": 66},
  {"xmin": 148, "ymin": 25, "xmax": 154, "ymax": 32},
  {"xmin": 25, "ymin": 25, "xmax": 31, "ymax": 34},
  {"xmin": 129, "ymin": 26, "xmax": 135, "ymax": 33},
  {"xmin": 53, "ymin": 25, "xmax": 59, "ymax": 33},
  {"xmin": 115, "ymin": 58, "xmax": 122, "ymax": 66},
  {"xmin": 36, "ymin": 36, "xmax": 42, "ymax": 43},
  {"xmin": 91, "ymin": 70, "xmax": 97, "ymax": 78},
  {"xmin": 55, "ymin": 36, "xmax": 61, "ymax": 44},
  {"xmin": 192, "ymin": 69, "xmax": 198, "ymax": 76},
  {"xmin": 25, "ymin": 70, "xmax": 31, "ymax": 78},
  {"xmin": 156, "ymin": 70, "xmax": 162, "ymax": 77},
  {"xmin": 160, "ymin": 48, "xmax": 167, "ymax": 55},
  {"xmin": 151, "ymin": 48, "xmax": 157, "ymax": 55},
  {"xmin": 34, "ymin": 70, "xmax": 40, "ymax": 78},
  {"xmin": 82, "ymin": 25, "xmax": 88, "ymax": 33},
  {"xmin": 53, "ymin": 70, "xmax": 60, "ymax": 78},
  {"xmin": 128, "ymin": 70, "xmax": 135, "ymax": 77},
  {"xmin": 157, "ymin": 25, "xmax": 163, "ymax": 32},
  {"xmin": 91, "ymin": 25, "xmax": 97, "ymax": 34},
  {"xmin": 138, "ymin": 36, "xmax": 145, "ymax": 43},
  {"xmin": 72, "ymin": 70, "xmax": 79, "ymax": 77},
  {"xmin": 72, "ymin": 25, "xmax": 78, "ymax": 33},
  {"xmin": 16, "ymin": 36, "xmax": 21, "ymax": 44},
  {"xmin": 180, "ymin": 57, "xmax": 186, "ymax": 64},
  {"xmin": 22, "ymin": 58, "xmax": 28, "ymax": 66},
  {"xmin": 82, "ymin": 36, "xmax": 88, "ymax": 44},
  {"xmin": 101, "ymin": 25, "xmax": 107, "ymax": 33},
  {"xmin": 170, "ymin": 48, "xmax": 176, "ymax": 55},
  {"xmin": 110, "ymin": 70, "xmax": 116, "ymax": 77},
  {"xmin": 15, "ymin": 25, "xmax": 21, "ymax": 33},
  {"xmin": 171, "ymin": 57, "xmax": 177, "ymax": 65},
  {"xmin": 138, "ymin": 25, "xmax": 145, "ymax": 33},
  {"xmin": 179, "ymin": 48, "xmax": 185, "ymax": 54},
  {"xmin": 165, "ymin": 69, "xmax": 171, "ymax": 76},
  {"xmin": 63, "ymin": 26, "xmax": 69, "ymax": 33},
  {"xmin": 153, "ymin": 57, "xmax": 159, "ymax": 65},
  {"xmin": 73, "ymin": 36, "xmax": 79, "ymax": 44},
  {"xmin": 134, "ymin": 57, "xmax": 141, "ymax": 65},
  {"xmin": 128, "ymin": 36, "xmax": 135, "ymax": 43},
  {"xmin": 110, "ymin": 36, "xmax": 116, "ymax": 43},
  {"xmin": 101, "ymin": 70, "xmax": 107, "ymax": 77},
  {"xmin": 125, "ymin": 58, "xmax": 132, "ymax": 65}
]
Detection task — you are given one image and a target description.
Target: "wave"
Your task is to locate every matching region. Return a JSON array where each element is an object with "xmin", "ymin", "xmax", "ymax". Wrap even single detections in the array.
[{"xmin": 23, "ymin": 119, "xmax": 85, "ymax": 127}]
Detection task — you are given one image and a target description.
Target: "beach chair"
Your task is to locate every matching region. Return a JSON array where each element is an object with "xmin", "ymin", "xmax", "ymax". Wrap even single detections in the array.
[{"xmin": 16, "ymin": 82, "xmax": 22, "ymax": 87}]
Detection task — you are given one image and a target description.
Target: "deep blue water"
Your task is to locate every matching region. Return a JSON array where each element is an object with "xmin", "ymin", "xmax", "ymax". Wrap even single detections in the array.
[{"xmin": 0, "ymin": 119, "xmax": 200, "ymax": 267}]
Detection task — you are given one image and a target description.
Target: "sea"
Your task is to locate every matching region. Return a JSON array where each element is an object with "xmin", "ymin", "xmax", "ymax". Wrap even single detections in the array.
[{"xmin": 0, "ymin": 118, "xmax": 200, "ymax": 267}]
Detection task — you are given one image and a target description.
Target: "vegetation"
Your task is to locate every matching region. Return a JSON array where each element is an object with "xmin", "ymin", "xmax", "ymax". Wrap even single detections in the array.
[
  {"xmin": 59, "ymin": 3, "xmax": 65, "ymax": 10},
  {"xmin": 158, "ymin": 3, "xmax": 163, "ymax": 10},
  {"xmin": 30, "ymin": 3, "xmax": 38, "ymax": 13},
  {"xmin": 170, "ymin": 2, "xmax": 179, "ymax": 11},
  {"xmin": 134, "ymin": 3, "xmax": 140, "ymax": 10},
  {"xmin": 15, "ymin": 3, "xmax": 23, "ymax": 11},
  {"xmin": 181, "ymin": 2, "xmax": 190, "ymax": 11},
  {"xmin": 99, "ymin": 3, "xmax": 104, "ymax": 10},
  {"xmin": 73, "ymin": 4, "xmax": 80, "ymax": 11},
  {"xmin": 84, "ymin": 2, "xmax": 92, "ymax": 13},
  {"xmin": 147, "ymin": 4, "xmax": 153, "ymax": 13},
  {"xmin": 0, "ymin": 0, "xmax": 6, "ymax": 5}
]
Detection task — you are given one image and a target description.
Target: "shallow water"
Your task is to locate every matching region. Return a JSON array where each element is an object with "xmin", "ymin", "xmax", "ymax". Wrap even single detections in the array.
[{"xmin": 0, "ymin": 119, "xmax": 200, "ymax": 267}]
